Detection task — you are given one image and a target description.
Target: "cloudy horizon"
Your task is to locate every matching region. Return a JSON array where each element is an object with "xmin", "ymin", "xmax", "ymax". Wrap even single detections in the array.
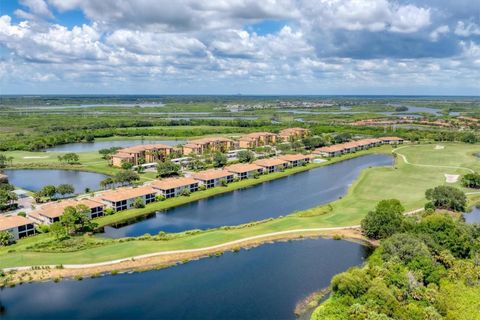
[{"xmin": 0, "ymin": 0, "xmax": 479, "ymax": 95}]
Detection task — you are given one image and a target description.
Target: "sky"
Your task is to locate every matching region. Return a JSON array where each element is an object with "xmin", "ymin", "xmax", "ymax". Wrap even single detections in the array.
[{"xmin": 0, "ymin": 0, "xmax": 479, "ymax": 95}]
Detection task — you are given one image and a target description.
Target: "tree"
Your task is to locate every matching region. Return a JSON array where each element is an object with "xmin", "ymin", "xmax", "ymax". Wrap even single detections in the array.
[
  {"xmin": 50, "ymin": 221, "xmax": 69, "ymax": 240},
  {"xmin": 58, "ymin": 153, "xmax": 80, "ymax": 164},
  {"xmin": 98, "ymin": 147, "xmax": 121, "ymax": 160},
  {"xmin": 100, "ymin": 177, "xmax": 114, "ymax": 189},
  {"xmin": 461, "ymin": 172, "xmax": 480, "ymax": 189},
  {"xmin": 361, "ymin": 199, "xmax": 405, "ymax": 239},
  {"xmin": 237, "ymin": 150, "xmax": 255, "ymax": 163},
  {"xmin": 121, "ymin": 161, "xmax": 133, "ymax": 170},
  {"xmin": 114, "ymin": 170, "xmax": 140, "ymax": 186},
  {"xmin": 187, "ymin": 155, "xmax": 205, "ymax": 171},
  {"xmin": 213, "ymin": 152, "xmax": 227, "ymax": 168},
  {"xmin": 157, "ymin": 160, "xmax": 181, "ymax": 177},
  {"xmin": 0, "ymin": 231, "xmax": 13, "ymax": 246},
  {"xmin": 56, "ymin": 184, "xmax": 75, "ymax": 197},
  {"xmin": 133, "ymin": 197, "xmax": 145, "ymax": 208},
  {"xmin": 40, "ymin": 185, "xmax": 57, "ymax": 198},
  {"xmin": 0, "ymin": 154, "xmax": 7, "ymax": 168},
  {"xmin": 302, "ymin": 136, "xmax": 326, "ymax": 150},
  {"xmin": 59, "ymin": 204, "xmax": 97, "ymax": 236},
  {"xmin": 0, "ymin": 189, "xmax": 17, "ymax": 209},
  {"xmin": 425, "ymin": 186, "xmax": 467, "ymax": 212},
  {"xmin": 461, "ymin": 132, "xmax": 477, "ymax": 144}
]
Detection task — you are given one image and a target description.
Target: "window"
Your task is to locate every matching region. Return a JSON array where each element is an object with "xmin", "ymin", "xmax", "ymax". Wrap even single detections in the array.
[
  {"xmin": 190, "ymin": 184, "xmax": 198, "ymax": 192},
  {"xmin": 145, "ymin": 193, "xmax": 155, "ymax": 204}
]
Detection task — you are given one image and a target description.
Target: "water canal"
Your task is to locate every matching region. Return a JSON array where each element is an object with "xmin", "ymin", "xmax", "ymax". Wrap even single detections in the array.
[{"xmin": 103, "ymin": 154, "xmax": 393, "ymax": 238}]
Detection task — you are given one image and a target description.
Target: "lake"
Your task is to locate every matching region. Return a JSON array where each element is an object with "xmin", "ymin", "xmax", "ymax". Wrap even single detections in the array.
[
  {"xmin": 103, "ymin": 154, "xmax": 393, "ymax": 238},
  {"xmin": 464, "ymin": 206, "xmax": 480, "ymax": 224},
  {"xmin": 4, "ymin": 169, "xmax": 107, "ymax": 193},
  {"xmin": 0, "ymin": 238, "xmax": 370, "ymax": 320},
  {"xmin": 45, "ymin": 139, "xmax": 186, "ymax": 152}
]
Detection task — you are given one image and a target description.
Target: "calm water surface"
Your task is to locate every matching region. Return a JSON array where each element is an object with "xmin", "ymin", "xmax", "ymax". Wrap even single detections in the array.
[
  {"xmin": 104, "ymin": 154, "xmax": 392, "ymax": 238},
  {"xmin": 45, "ymin": 139, "xmax": 186, "ymax": 152},
  {"xmin": 0, "ymin": 238, "xmax": 370, "ymax": 320},
  {"xmin": 464, "ymin": 206, "xmax": 480, "ymax": 224},
  {"xmin": 4, "ymin": 169, "xmax": 107, "ymax": 193}
]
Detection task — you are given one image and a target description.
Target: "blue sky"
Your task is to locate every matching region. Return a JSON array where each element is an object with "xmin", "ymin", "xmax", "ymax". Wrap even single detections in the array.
[{"xmin": 0, "ymin": 0, "xmax": 479, "ymax": 95}]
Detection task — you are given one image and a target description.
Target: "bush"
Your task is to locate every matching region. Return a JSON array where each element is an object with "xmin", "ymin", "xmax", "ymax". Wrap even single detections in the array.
[
  {"xmin": 17, "ymin": 212, "xmax": 26, "ymax": 217},
  {"xmin": 198, "ymin": 184, "xmax": 206, "ymax": 191},
  {"xmin": 181, "ymin": 188, "xmax": 191, "ymax": 197},
  {"xmin": 219, "ymin": 179, "xmax": 228, "ymax": 187},
  {"xmin": 133, "ymin": 197, "xmax": 145, "ymax": 208},
  {"xmin": 461, "ymin": 172, "xmax": 480, "ymax": 189},
  {"xmin": 104, "ymin": 208, "xmax": 115, "ymax": 215},
  {"xmin": 155, "ymin": 195, "xmax": 166, "ymax": 202}
]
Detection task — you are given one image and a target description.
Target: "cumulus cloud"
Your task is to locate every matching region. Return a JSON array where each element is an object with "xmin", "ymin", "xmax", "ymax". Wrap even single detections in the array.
[{"xmin": 0, "ymin": 0, "xmax": 479, "ymax": 94}]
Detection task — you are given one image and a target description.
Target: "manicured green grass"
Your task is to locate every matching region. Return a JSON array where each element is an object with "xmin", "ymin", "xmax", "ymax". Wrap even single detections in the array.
[{"xmin": 1, "ymin": 143, "xmax": 479, "ymax": 268}]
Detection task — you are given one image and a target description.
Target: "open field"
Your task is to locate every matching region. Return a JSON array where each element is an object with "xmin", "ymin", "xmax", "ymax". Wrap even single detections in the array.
[{"xmin": 1, "ymin": 142, "xmax": 479, "ymax": 269}]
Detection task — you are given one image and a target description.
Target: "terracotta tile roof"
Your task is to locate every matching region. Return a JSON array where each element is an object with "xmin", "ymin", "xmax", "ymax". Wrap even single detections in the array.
[
  {"xmin": 100, "ymin": 186, "xmax": 157, "ymax": 202},
  {"xmin": 253, "ymin": 158, "xmax": 288, "ymax": 167},
  {"xmin": 241, "ymin": 132, "xmax": 276, "ymax": 139},
  {"xmin": 119, "ymin": 144, "xmax": 173, "ymax": 154},
  {"xmin": 183, "ymin": 143, "xmax": 201, "ymax": 149},
  {"xmin": 278, "ymin": 154, "xmax": 312, "ymax": 161},
  {"xmin": 192, "ymin": 169, "xmax": 234, "ymax": 181},
  {"xmin": 150, "ymin": 177, "xmax": 198, "ymax": 190},
  {"xmin": 225, "ymin": 163, "xmax": 263, "ymax": 173},
  {"xmin": 112, "ymin": 152, "xmax": 134, "ymax": 159},
  {"xmin": 187, "ymin": 137, "xmax": 233, "ymax": 145},
  {"xmin": 30, "ymin": 198, "xmax": 105, "ymax": 219},
  {"xmin": 279, "ymin": 127, "xmax": 310, "ymax": 136},
  {"xmin": 314, "ymin": 145, "xmax": 346, "ymax": 153},
  {"xmin": 0, "ymin": 215, "xmax": 34, "ymax": 231},
  {"xmin": 379, "ymin": 136, "xmax": 404, "ymax": 141}
]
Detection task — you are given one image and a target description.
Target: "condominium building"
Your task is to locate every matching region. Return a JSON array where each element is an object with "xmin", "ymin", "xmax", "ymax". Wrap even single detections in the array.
[
  {"xmin": 225, "ymin": 163, "xmax": 263, "ymax": 180},
  {"xmin": 99, "ymin": 186, "xmax": 157, "ymax": 211},
  {"xmin": 182, "ymin": 137, "xmax": 235, "ymax": 155},
  {"xmin": 191, "ymin": 169, "xmax": 234, "ymax": 188},
  {"xmin": 150, "ymin": 177, "xmax": 199, "ymax": 198},
  {"xmin": 278, "ymin": 154, "xmax": 312, "ymax": 167},
  {"xmin": 238, "ymin": 132, "xmax": 277, "ymax": 149},
  {"xmin": 0, "ymin": 215, "xmax": 36, "ymax": 241},
  {"xmin": 253, "ymin": 158, "xmax": 289, "ymax": 173},
  {"xmin": 379, "ymin": 136, "xmax": 404, "ymax": 144},
  {"xmin": 278, "ymin": 127, "xmax": 310, "ymax": 141},
  {"xmin": 28, "ymin": 198, "xmax": 105, "ymax": 224},
  {"xmin": 111, "ymin": 144, "xmax": 173, "ymax": 167}
]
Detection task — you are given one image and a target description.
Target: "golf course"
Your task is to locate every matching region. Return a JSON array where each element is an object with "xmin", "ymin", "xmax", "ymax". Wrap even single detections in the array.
[{"xmin": 0, "ymin": 142, "xmax": 479, "ymax": 270}]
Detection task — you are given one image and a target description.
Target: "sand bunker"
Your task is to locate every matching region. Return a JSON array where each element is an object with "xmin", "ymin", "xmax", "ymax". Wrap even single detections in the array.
[
  {"xmin": 23, "ymin": 156, "xmax": 49, "ymax": 159},
  {"xmin": 435, "ymin": 145, "xmax": 445, "ymax": 150},
  {"xmin": 445, "ymin": 174, "xmax": 459, "ymax": 183}
]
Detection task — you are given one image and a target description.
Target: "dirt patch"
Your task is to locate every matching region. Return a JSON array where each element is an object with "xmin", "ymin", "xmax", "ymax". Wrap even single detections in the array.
[
  {"xmin": 435, "ymin": 145, "xmax": 445, "ymax": 150},
  {"xmin": 22, "ymin": 156, "xmax": 49, "ymax": 159}
]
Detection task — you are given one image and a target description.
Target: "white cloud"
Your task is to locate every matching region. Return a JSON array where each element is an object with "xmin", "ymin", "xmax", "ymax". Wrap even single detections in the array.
[
  {"xmin": 429, "ymin": 25, "xmax": 449, "ymax": 42},
  {"xmin": 455, "ymin": 21, "xmax": 480, "ymax": 37}
]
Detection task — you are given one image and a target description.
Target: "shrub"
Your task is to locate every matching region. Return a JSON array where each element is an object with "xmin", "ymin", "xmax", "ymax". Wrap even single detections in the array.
[
  {"xmin": 133, "ymin": 197, "xmax": 145, "ymax": 208},
  {"xmin": 219, "ymin": 179, "xmax": 228, "ymax": 187},
  {"xmin": 198, "ymin": 185, "xmax": 206, "ymax": 191},
  {"xmin": 104, "ymin": 208, "xmax": 115, "ymax": 215},
  {"xmin": 461, "ymin": 172, "xmax": 480, "ymax": 189},
  {"xmin": 17, "ymin": 212, "xmax": 26, "ymax": 217},
  {"xmin": 155, "ymin": 194, "xmax": 166, "ymax": 202},
  {"xmin": 180, "ymin": 188, "xmax": 191, "ymax": 197}
]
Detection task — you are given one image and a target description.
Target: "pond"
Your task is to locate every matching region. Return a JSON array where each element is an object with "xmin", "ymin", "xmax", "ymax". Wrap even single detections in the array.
[
  {"xmin": 45, "ymin": 139, "xmax": 186, "ymax": 152},
  {"xmin": 0, "ymin": 238, "xmax": 371, "ymax": 320},
  {"xmin": 3, "ymin": 169, "xmax": 107, "ymax": 193},
  {"xmin": 464, "ymin": 206, "xmax": 480, "ymax": 224},
  {"xmin": 103, "ymin": 154, "xmax": 393, "ymax": 238}
]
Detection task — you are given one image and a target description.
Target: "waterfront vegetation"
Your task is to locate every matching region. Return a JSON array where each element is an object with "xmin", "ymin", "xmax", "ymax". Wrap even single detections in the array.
[
  {"xmin": 312, "ymin": 207, "xmax": 480, "ymax": 319},
  {"xmin": 0, "ymin": 142, "xmax": 479, "ymax": 269}
]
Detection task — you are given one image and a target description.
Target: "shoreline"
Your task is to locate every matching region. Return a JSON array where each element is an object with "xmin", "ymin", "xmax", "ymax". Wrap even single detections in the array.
[{"xmin": 0, "ymin": 228, "xmax": 373, "ymax": 286}]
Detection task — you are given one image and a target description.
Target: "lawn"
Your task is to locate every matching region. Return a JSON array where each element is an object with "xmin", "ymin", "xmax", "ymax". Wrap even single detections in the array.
[{"xmin": 0, "ymin": 142, "xmax": 479, "ymax": 268}]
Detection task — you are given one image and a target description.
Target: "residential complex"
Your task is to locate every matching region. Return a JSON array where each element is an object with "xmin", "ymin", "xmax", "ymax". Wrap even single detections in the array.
[
  {"xmin": 225, "ymin": 163, "xmax": 263, "ymax": 179},
  {"xmin": 278, "ymin": 154, "xmax": 312, "ymax": 167},
  {"xmin": 279, "ymin": 127, "xmax": 310, "ymax": 141},
  {"xmin": 183, "ymin": 137, "xmax": 235, "ymax": 155},
  {"xmin": 112, "ymin": 144, "xmax": 173, "ymax": 167},
  {"xmin": 0, "ymin": 215, "xmax": 36, "ymax": 241},
  {"xmin": 253, "ymin": 158, "xmax": 288, "ymax": 173},
  {"xmin": 98, "ymin": 186, "xmax": 157, "ymax": 211},
  {"xmin": 314, "ymin": 137, "xmax": 402, "ymax": 157},
  {"xmin": 238, "ymin": 132, "xmax": 277, "ymax": 149},
  {"xmin": 28, "ymin": 198, "xmax": 105, "ymax": 224},
  {"xmin": 192, "ymin": 169, "xmax": 234, "ymax": 188},
  {"xmin": 150, "ymin": 177, "xmax": 199, "ymax": 198}
]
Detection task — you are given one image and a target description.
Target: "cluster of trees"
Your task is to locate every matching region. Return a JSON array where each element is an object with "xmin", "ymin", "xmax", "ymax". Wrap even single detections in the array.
[
  {"xmin": 425, "ymin": 185, "xmax": 467, "ymax": 212},
  {"xmin": 33, "ymin": 184, "xmax": 75, "ymax": 202},
  {"xmin": 0, "ymin": 154, "xmax": 13, "ymax": 168},
  {"xmin": 50, "ymin": 205, "xmax": 97, "ymax": 240},
  {"xmin": 57, "ymin": 153, "xmax": 80, "ymax": 165},
  {"xmin": 314, "ymin": 199, "xmax": 480, "ymax": 319},
  {"xmin": 98, "ymin": 147, "xmax": 121, "ymax": 160},
  {"xmin": 157, "ymin": 160, "xmax": 181, "ymax": 177},
  {"xmin": 100, "ymin": 171, "xmax": 139, "ymax": 189},
  {"xmin": 0, "ymin": 183, "xmax": 17, "ymax": 211},
  {"xmin": 237, "ymin": 150, "xmax": 255, "ymax": 163},
  {"xmin": 462, "ymin": 172, "xmax": 480, "ymax": 189}
]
